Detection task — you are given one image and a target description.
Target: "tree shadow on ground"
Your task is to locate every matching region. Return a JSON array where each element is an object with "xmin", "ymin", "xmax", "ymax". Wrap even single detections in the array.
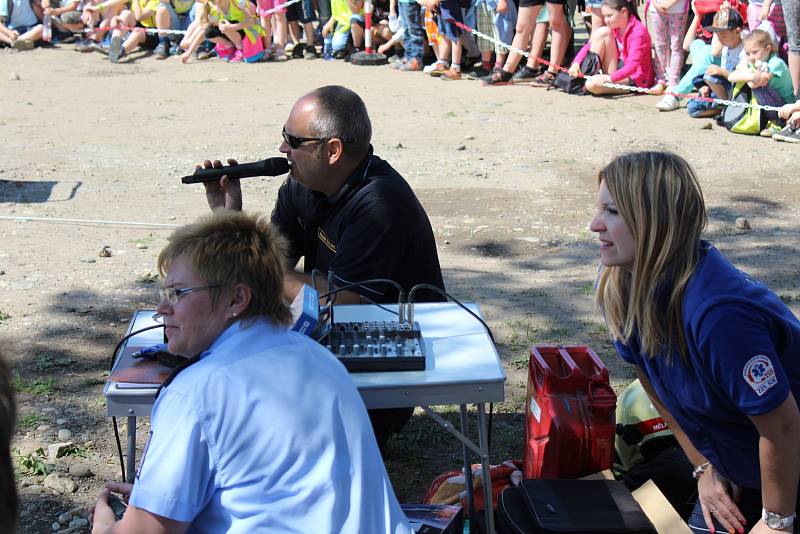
[{"xmin": 0, "ymin": 179, "xmax": 82, "ymax": 204}]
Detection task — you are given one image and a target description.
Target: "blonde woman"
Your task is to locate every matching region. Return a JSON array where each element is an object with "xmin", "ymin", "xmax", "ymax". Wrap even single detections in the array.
[{"xmin": 590, "ymin": 151, "xmax": 800, "ymax": 534}]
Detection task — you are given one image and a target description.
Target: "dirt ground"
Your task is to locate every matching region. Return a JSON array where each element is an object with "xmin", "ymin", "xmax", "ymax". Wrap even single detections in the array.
[{"xmin": 1, "ymin": 42, "xmax": 799, "ymax": 532}]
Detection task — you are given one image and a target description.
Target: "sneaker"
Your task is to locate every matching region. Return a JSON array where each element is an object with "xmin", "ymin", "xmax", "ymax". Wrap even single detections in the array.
[
  {"xmin": 463, "ymin": 64, "xmax": 491, "ymax": 80},
  {"xmin": 656, "ymin": 94, "xmax": 680, "ymax": 112},
  {"xmin": 440, "ymin": 67, "xmax": 462, "ymax": 80},
  {"xmin": 427, "ymin": 62, "xmax": 449, "ymax": 77},
  {"xmin": 483, "ymin": 68, "xmax": 513, "ymax": 85},
  {"xmin": 512, "ymin": 65, "xmax": 542, "ymax": 83},
  {"xmin": 290, "ymin": 43, "xmax": 304, "ymax": 59},
  {"xmin": 649, "ymin": 82, "xmax": 667, "ymax": 95},
  {"xmin": 74, "ymin": 38, "xmax": 91, "ymax": 52},
  {"xmin": 228, "ymin": 49, "xmax": 244, "ymax": 63},
  {"xmin": 772, "ymin": 125, "xmax": 800, "ymax": 143},
  {"xmin": 108, "ymin": 34, "xmax": 123, "ymax": 62},
  {"xmin": 154, "ymin": 41, "xmax": 169, "ymax": 60},
  {"xmin": 389, "ymin": 58, "xmax": 406, "ymax": 69},
  {"xmin": 398, "ymin": 57, "xmax": 422, "ymax": 71},
  {"xmin": 88, "ymin": 41, "xmax": 110, "ymax": 55},
  {"xmin": 197, "ymin": 48, "xmax": 212, "ymax": 60},
  {"xmin": 303, "ymin": 45, "xmax": 318, "ymax": 59},
  {"xmin": 529, "ymin": 70, "xmax": 557, "ymax": 88},
  {"xmin": 759, "ymin": 123, "xmax": 782, "ymax": 138},
  {"xmin": 12, "ymin": 39, "xmax": 34, "ymax": 51},
  {"xmin": 423, "ymin": 60, "xmax": 447, "ymax": 74},
  {"xmin": 273, "ymin": 48, "xmax": 288, "ymax": 61}
]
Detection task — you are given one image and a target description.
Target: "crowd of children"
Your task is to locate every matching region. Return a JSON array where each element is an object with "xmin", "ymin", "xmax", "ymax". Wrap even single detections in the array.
[{"xmin": 2, "ymin": 0, "xmax": 800, "ymax": 140}]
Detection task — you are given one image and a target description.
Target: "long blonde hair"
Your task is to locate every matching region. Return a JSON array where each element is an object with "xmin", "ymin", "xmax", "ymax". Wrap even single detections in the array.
[{"xmin": 595, "ymin": 151, "xmax": 707, "ymax": 361}]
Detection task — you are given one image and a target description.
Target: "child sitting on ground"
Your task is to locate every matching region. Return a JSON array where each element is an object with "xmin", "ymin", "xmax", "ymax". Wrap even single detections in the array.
[
  {"xmin": 727, "ymin": 29, "xmax": 795, "ymax": 134},
  {"xmin": 204, "ymin": 0, "xmax": 264, "ymax": 62},
  {"xmin": 685, "ymin": 6, "xmax": 746, "ymax": 117},
  {"xmin": 0, "ymin": 0, "xmax": 43, "ymax": 49},
  {"xmin": 321, "ymin": 0, "xmax": 358, "ymax": 57}
]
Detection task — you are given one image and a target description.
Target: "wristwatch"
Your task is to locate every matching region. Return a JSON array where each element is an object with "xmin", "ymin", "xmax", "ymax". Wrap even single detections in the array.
[{"xmin": 762, "ymin": 508, "xmax": 795, "ymax": 530}]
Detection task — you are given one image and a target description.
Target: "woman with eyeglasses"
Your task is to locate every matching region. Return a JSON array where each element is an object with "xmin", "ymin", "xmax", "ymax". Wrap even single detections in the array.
[
  {"xmin": 591, "ymin": 151, "xmax": 800, "ymax": 534},
  {"xmin": 90, "ymin": 210, "xmax": 412, "ymax": 534}
]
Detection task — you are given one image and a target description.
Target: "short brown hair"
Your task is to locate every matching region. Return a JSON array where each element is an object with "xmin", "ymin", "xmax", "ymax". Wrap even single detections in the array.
[{"xmin": 158, "ymin": 211, "xmax": 292, "ymax": 326}]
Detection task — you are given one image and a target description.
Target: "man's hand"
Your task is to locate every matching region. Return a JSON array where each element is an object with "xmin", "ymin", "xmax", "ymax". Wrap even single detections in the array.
[
  {"xmin": 705, "ymin": 65, "xmax": 723, "ymax": 76},
  {"xmin": 90, "ymin": 481, "xmax": 133, "ymax": 533},
  {"xmin": 201, "ymin": 159, "xmax": 243, "ymax": 211},
  {"xmin": 496, "ymin": 0, "xmax": 508, "ymax": 14},
  {"xmin": 568, "ymin": 62, "xmax": 581, "ymax": 77},
  {"xmin": 697, "ymin": 465, "xmax": 747, "ymax": 534}
]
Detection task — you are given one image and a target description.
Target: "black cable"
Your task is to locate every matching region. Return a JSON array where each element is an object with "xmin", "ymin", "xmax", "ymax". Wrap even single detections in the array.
[
  {"xmin": 109, "ymin": 323, "xmax": 165, "ymax": 371},
  {"xmin": 407, "ymin": 284, "xmax": 495, "ymax": 345},
  {"xmin": 112, "ymin": 417, "xmax": 125, "ymax": 482},
  {"xmin": 108, "ymin": 322, "xmax": 165, "ymax": 482},
  {"xmin": 407, "ymin": 283, "xmax": 497, "ymax": 453},
  {"xmin": 319, "ymin": 278, "xmax": 405, "ymax": 300}
]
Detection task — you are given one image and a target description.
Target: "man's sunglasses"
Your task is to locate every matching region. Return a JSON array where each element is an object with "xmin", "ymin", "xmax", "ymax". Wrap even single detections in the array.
[
  {"xmin": 281, "ymin": 127, "xmax": 328, "ymax": 149},
  {"xmin": 281, "ymin": 126, "xmax": 354, "ymax": 149}
]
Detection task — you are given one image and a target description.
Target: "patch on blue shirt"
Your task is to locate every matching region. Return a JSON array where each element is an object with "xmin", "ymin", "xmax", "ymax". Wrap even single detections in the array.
[{"xmin": 742, "ymin": 354, "xmax": 779, "ymax": 396}]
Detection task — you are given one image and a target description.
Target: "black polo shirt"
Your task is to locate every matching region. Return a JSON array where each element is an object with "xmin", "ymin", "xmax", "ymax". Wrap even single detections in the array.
[{"xmin": 270, "ymin": 147, "xmax": 445, "ymax": 304}]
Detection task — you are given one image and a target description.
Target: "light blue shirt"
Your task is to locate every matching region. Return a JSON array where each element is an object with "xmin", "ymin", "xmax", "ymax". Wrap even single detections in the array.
[
  {"xmin": 0, "ymin": 0, "xmax": 38, "ymax": 30},
  {"xmin": 130, "ymin": 319, "xmax": 412, "ymax": 534}
]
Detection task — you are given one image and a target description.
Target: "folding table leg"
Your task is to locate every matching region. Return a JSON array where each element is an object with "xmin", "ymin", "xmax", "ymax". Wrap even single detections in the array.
[
  {"xmin": 460, "ymin": 404, "xmax": 476, "ymax": 533},
  {"xmin": 126, "ymin": 416, "xmax": 137, "ymax": 484},
  {"xmin": 477, "ymin": 403, "xmax": 495, "ymax": 534}
]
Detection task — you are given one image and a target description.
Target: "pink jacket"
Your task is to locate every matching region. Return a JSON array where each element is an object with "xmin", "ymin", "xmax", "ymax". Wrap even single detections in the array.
[{"xmin": 574, "ymin": 16, "xmax": 655, "ymax": 88}]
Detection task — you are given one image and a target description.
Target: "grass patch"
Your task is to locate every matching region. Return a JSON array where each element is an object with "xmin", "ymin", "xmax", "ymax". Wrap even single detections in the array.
[
  {"xmin": 15, "ymin": 448, "xmax": 50, "ymax": 476},
  {"xmin": 579, "ymin": 282, "xmax": 595, "ymax": 296},
  {"xmin": 17, "ymin": 413, "xmax": 44, "ymax": 429},
  {"xmin": 35, "ymin": 353, "xmax": 74, "ymax": 371},
  {"xmin": 13, "ymin": 373, "xmax": 56, "ymax": 395},
  {"xmin": 0, "ymin": 310, "xmax": 10, "ymax": 322},
  {"xmin": 61, "ymin": 444, "xmax": 88, "ymax": 458}
]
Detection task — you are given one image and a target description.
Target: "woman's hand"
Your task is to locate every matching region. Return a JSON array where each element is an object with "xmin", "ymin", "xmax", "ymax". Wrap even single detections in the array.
[
  {"xmin": 698, "ymin": 465, "xmax": 747, "ymax": 534},
  {"xmin": 496, "ymin": 0, "xmax": 508, "ymax": 14},
  {"xmin": 201, "ymin": 159, "xmax": 243, "ymax": 211},
  {"xmin": 568, "ymin": 62, "xmax": 581, "ymax": 77},
  {"xmin": 218, "ymin": 19, "xmax": 231, "ymax": 32},
  {"xmin": 89, "ymin": 481, "xmax": 133, "ymax": 533},
  {"xmin": 749, "ymin": 518, "xmax": 793, "ymax": 533}
]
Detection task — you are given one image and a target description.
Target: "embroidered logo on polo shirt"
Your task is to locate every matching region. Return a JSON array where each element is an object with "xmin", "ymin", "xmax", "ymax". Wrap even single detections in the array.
[
  {"xmin": 317, "ymin": 228, "xmax": 337, "ymax": 253},
  {"xmin": 742, "ymin": 355, "xmax": 778, "ymax": 396}
]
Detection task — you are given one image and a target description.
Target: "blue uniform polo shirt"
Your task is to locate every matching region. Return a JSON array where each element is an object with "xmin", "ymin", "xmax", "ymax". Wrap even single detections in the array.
[{"xmin": 615, "ymin": 242, "xmax": 800, "ymax": 490}]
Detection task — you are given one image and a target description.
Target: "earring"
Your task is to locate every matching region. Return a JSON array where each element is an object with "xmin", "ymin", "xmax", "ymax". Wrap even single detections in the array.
[{"xmin": 232, "ymin": 312, "xmax": 237, "ymax": 318}]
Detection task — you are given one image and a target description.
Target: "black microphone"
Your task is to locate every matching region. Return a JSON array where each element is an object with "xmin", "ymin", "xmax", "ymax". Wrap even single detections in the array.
[{"xmin": 181, "ymin": 157, "xmax": 290, "ymax": 184}]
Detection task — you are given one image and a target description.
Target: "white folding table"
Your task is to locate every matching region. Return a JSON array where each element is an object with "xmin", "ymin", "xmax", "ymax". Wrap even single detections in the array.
[{"xmin": 104, "ymin": 302, "xmax": 505, "ymax": 533}]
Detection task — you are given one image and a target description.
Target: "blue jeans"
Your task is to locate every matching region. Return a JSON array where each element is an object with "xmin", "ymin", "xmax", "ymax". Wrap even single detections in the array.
[
  {"xmin": 674, "ymin": 39, "xmax": 716, "ymax": 95},
  {"xmin": 399, "ymin": 1, "xmax": 424, "ymax": 61}
]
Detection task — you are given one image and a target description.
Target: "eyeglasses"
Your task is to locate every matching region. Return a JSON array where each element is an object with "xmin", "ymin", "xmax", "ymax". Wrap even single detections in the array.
[
  {"xmin": 281, "ymin": 126, "xmax": 329, "ymax": 149},
  {"xmin": 157, "ymin": 285, "xmax": 220, "ymax": 305}
]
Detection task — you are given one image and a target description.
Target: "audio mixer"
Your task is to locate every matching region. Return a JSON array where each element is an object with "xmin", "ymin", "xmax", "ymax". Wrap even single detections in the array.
[{"xmin": 321, "ymin": 320, "xmax": 426, "ymax": 372}]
